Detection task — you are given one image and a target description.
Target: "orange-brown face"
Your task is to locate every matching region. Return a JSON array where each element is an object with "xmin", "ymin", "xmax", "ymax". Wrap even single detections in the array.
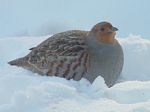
[{"xmin": 90, "ymin": 22, "xmax": 118, "ymax": 44}]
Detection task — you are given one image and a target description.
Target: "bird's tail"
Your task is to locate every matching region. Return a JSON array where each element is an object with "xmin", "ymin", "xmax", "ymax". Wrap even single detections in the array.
[{"xmin": 8, "ymin": 57, "xmax": 28, "ymax": 67}]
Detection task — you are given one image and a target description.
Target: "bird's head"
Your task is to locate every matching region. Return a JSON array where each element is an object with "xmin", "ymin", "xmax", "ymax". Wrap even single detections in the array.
[{"xmin": 89, "ymin": 22, "xmax": 118, "ymax": 44}]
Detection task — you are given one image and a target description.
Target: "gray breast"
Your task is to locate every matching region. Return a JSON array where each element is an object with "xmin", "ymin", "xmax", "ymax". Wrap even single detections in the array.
[{"xmin": 84, "ymin": 37, "xmax": 124, "ymax": 87}]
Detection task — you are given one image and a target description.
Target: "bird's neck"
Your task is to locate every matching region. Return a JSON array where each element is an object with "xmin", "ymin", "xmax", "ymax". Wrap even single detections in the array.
[
  {"xmin": 85, "ymin": 33, "xmax": 119, "ymax": 59},
  {"xmin": 86, "ymin": 33, "xmax": 117, "ymax": 47},
  {"xmin": 97, "ymin": 35, "xmax": 117, "ymax": 44},
  {"xmin": 86, "ymin": 32, "xmax": 117, "ymax": 45}
]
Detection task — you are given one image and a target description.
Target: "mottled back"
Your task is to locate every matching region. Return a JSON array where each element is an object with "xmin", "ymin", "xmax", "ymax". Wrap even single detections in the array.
[{"xmin": 9, "ymin": 30, "xmax": 90, "ymax": 81}]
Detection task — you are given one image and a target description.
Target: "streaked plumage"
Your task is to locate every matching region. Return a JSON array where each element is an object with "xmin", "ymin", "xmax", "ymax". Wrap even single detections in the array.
[{"xmin": 8, "ymin": 22, "xmax": 124, "ymax": 87}]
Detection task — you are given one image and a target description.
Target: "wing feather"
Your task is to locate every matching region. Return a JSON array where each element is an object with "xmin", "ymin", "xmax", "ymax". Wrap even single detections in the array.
[{"xmin": 26, "ymin": 30, "xmax": 89, "ymax": 78}]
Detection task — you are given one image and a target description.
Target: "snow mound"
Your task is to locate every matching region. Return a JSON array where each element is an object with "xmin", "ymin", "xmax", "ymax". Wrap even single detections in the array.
[{"xmin": 0, "ymin": 35, "xmax": 150, "ymax": 112}]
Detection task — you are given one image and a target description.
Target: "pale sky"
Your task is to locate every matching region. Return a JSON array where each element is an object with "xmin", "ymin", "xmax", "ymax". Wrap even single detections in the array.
[{"xmin": 0, "ymin": 0, "xmax": 150, "ymax": 38}]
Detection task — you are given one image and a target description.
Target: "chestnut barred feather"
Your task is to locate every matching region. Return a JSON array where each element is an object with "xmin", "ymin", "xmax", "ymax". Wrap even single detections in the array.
[{"xmin": 9, "ymin": 30, "xmax": 90, "ymax": 81}]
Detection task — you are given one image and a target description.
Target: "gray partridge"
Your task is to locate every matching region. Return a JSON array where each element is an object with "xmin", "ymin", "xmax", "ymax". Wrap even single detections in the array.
[{"xmin": 8, "ymin": 22, "xmax": 124, "ymax": 87}]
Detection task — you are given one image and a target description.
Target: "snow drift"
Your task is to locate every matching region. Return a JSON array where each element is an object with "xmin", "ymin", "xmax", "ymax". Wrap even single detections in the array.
[{"xmin": 0, "ymin": 35, "xmax": 150, "ymax": 112}]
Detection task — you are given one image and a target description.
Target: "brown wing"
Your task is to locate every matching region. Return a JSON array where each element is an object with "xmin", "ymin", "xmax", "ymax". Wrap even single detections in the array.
[{"xmin": 24, "ymin": 30, "xmax": 89, "ymax": 80}]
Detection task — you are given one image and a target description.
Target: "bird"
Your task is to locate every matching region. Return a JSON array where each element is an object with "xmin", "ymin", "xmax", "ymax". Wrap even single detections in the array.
[{"xmin": 8, "ymin": 21, "xmax": 124, "ymax": 87}]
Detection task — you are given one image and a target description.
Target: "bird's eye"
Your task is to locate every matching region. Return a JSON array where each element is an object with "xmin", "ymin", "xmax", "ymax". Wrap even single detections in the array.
[{"xmin": 100, "ymin": 28, "xmax": 105, "ymax": 32}]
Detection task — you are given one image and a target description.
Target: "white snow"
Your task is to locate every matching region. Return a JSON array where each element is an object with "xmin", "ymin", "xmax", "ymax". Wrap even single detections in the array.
[{"xmin": 0, "ymin": 35, "xmax": 150, "ymax": 112}]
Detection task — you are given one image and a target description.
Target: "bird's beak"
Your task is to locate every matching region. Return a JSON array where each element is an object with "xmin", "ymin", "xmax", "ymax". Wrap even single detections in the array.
[
  {"xmin": 109, "ymin": 26, "xmax": 118, "ymax": 32},
  {"xmin": 111, "ymin": 26, "xmax": 118, "ymax": 31}
]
